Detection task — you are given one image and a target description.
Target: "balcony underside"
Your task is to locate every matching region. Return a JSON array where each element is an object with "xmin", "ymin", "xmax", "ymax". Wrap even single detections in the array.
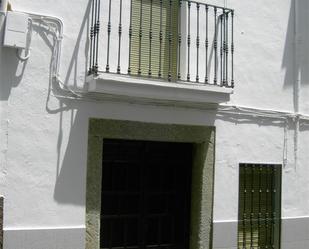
[{"xmin": 86, "ymin": 73, "xmax": 232, "ymax": 107}]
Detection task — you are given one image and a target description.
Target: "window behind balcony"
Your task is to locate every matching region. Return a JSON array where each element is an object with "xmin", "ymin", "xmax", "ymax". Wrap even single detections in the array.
[
  {"xmin": 130, "ymin": 0, "xmax": 179, "ymax": 79},
  {"xmin": 238, "ymin": 164, "xmax": 281, "ymax": 249}
]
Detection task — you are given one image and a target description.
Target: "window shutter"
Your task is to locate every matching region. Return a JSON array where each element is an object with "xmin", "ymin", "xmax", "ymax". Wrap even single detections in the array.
[
  {"xmin": 130, "ymin": 0, "xmax": 179, "ymax": 79},
  {"xmin": 238, "ymin": 164, "xmax": 281, "ymax": 249}
]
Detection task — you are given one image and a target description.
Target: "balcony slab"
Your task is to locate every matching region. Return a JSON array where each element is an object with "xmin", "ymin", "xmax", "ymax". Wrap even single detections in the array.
[{"xmin": 86, "ymin": 73, "xmax": 233, "ymax": 107}]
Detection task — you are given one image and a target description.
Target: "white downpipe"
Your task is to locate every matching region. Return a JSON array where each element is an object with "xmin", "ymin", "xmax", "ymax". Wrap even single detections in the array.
[{"xmin": 294, "ymin": 0, "xmax": 300, "ymax": 171}]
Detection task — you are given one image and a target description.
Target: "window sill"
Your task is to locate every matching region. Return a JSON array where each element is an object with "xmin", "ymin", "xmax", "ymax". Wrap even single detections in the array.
[{"xmin": 86, "ymin": 73, "xmax": 233, "ymax": 107}]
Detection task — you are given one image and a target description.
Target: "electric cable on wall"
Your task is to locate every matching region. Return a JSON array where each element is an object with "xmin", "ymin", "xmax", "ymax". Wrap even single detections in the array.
[{"xmin": 15, "ymin": 17, "xmax": 33, "ymax": 61}]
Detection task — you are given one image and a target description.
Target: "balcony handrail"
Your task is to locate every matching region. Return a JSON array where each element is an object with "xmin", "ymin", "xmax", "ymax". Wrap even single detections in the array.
[{"xmin": 182, "ymin": 0, "xmax": 234, "ymax": 12}]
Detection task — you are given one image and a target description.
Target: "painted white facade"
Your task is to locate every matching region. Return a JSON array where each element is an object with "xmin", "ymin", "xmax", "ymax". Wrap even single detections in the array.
[{"xmin": 0, "ymin": 0, "xmax": 308, "ymax": 248}]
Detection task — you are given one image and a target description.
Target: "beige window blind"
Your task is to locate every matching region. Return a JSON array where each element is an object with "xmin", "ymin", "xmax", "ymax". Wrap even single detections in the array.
[{"xmin": 130, "ymin": 0, "xmax": 179, "ymax": 80}]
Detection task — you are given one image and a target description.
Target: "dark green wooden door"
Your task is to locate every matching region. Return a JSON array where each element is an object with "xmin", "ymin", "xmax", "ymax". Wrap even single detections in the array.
[{"xmin": 238, "ymin": 164, "xmax": 281, "ymax": 249}]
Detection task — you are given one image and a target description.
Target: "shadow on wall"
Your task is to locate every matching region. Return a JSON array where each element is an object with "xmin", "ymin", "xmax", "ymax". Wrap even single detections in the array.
[
  {"xmin": 282, "ymin": 0, "xmax": 309, "ymax": 90},
  {"xmin": 0, "ymin": 0, "xmax": 91, "ymax": 101},
  {"xmin": 53, "ymin": 103, "xmax": 300, "ymax": 207},
  {"xmin": 53, "ymin": 103, "xmax": 300, "ymax": 206},
  {"xmin": 53, "ymin": 104, "xmax": 90, "ymax": 206},
  {"xmin": 52, "ymin": 101, "xmax": 218, "ymax": 206},
  {"xmin": 1, "ymin": 0, "xmax": 92, "ymax": 206},
  {"xmin": 48, "ymin": 0, "xmax": 309, "ymax": 206},
  {"xmin": 52, "ymin": 0, "xmax": 304, "ymax": 205},
  {"xmin": 47, "ymin": 0, "xmax": 92, "ymax": 205},
  {"xmin": 63, "ymin": 0, "xmax": 91, "ymax": 88}
]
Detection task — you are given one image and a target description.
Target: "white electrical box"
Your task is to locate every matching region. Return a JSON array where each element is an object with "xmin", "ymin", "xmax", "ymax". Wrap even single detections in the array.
[{"xmin": 3, "ymin": 11, "xmax": 29, "ymax": 49}]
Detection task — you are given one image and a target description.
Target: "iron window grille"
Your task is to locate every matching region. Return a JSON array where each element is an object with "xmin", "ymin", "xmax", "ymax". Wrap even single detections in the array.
[
  {"xmin": 238, "ymin": 164, "xmax": 282, "ymax": 249},
  {"xmin": 88, "ymin": 0, "xmax": 234, "ymax": 88},
  {"xmin": 101, "ymin": 139, "xmax": 193, "ymax": 249}
]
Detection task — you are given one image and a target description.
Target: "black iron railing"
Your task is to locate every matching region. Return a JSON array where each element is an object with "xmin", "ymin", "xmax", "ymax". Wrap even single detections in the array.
[{"xmin": 88, "ymin": 0, "xmax": 234, "ymax": 88}]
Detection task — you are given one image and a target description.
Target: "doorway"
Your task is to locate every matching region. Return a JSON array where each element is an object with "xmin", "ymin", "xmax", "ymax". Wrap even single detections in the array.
[
  {"xmin": 85, "ymin": 119, "xmax": 215, "ymax": 249},
  {"xmin": 100, "ymin": 139, "xmax": 193, "ymax": 249}
]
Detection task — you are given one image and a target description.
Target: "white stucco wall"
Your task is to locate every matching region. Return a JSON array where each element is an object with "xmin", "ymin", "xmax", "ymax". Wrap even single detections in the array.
[{"xmin": 1, "ymin": 0, "xmax": 309, "ymax": 248}]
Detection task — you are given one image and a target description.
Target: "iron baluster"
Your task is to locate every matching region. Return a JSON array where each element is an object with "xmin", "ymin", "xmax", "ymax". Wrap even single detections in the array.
[
  {"xmin": 117, "ymin": 0, "xmax": 123, "ymax": 74},
  {"xmin": 158, "ymin": 0, "xmax": 163, "ymax": 78},
  {"xmin": 205, "ymin": 5, "xmax": 208, "ymax": 83},
  {"xmin": 168, "ymin": 0, "xmax": 173, "ymax": 81},
  {"xmin": 106, "ymin": 0, "xmax": 112, "ymax": 72},
  {"xmin": 128, "ymin": 0, "xmax": 133, "ymax": 74},
  {"xmin": 187, "ymin": 1, "xmax": 191, "ymax": 81},
  {"xmin": 94, "ymin": 0, "xmax": 101, "ymax": 74},
  {"xmin": 148, "ymin": 0, "xmax": 153, "ymax": 76},
  {"xmin": 92, "ymin": 0, "xmax": 98, "ymax": 73},
  {"xmin": 177, "ymin": 0, "xmax": 182, "ymax": 80},
  {"xmin": 88, "ymin": 0, "xmax": 95, "ymax": 74},
  {"xmin": 214, "ymin": 7, "xmax": 217, "ymax": 85},
  {"xmin": 138, "ymin": 0, "xmax": 143, "ymax": 75},
  {"xmin": 196, "ymin": 3, "xmax": 200, "ymax": 82}
]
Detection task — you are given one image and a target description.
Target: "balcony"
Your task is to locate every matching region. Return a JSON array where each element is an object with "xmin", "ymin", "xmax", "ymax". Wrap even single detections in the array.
[{"xmin": 86, "ymin": 0, "xmax": 234, "ymax": 106}]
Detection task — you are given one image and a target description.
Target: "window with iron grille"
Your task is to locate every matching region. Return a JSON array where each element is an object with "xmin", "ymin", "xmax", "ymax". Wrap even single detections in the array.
[
  {"xmin": 100, "ymin": 139, "xmax": 192, "ymax": 249},
  {"xmin": 238, "ymin": 164, "xmax": 281, "ymax": 249}
]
